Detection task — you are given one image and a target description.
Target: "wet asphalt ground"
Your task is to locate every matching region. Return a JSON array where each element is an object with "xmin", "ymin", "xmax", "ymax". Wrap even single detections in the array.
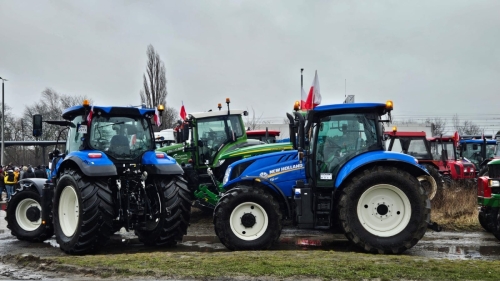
[{"xmin": 1, "ymin": 204, "xmax": 500, "ymax": 280}]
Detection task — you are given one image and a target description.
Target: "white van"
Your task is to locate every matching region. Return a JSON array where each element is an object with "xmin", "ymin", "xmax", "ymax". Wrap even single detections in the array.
[{"xmin": 154, "ymin": 129, "xmax": 176, "ymax": 148}]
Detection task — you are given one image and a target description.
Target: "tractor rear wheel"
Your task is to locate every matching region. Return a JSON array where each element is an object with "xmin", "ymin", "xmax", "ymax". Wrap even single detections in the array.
[
  {"xmin": 338, "ymin": 166, "xmax": 429, "ymax": 254},
  {"xmin": 421, "ymin": 164, "xmax": 443, "ymax": 199},
  {"xmin": 214, "ymin": 186, "xmax": 282, "ymax": 250},
  {"xmin": 136, "ymin": 176, "xmax": 192, "ymax": 246},
  {"xmin": 6, "ymin": 189, "xmax": 53, "ymax": 242},
  {"xmin": 53, "ymin": 169, "xmax": 114, "ymax": 254}
]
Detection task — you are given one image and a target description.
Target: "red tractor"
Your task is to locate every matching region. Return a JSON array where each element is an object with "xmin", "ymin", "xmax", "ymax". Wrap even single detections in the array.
[{"xmin": 385, "ymin": 131, "xmax": 476, "ymax": 190}]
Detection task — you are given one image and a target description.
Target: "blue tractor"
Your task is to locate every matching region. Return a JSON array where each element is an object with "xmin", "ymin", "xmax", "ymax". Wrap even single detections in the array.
[
  {"xmin": 213, "ymin": 101, "xmax": 439, "ymax": 254},
  {"xmin": 6, "ymin": 101, "xmax": 192, "ymax": 254}
]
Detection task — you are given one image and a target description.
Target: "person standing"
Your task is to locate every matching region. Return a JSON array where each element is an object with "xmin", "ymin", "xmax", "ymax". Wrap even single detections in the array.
[
  {"xmin": 4, "ymin": 168, "xmax": 19, "ymax": 201},
  {"xmin": 34, "ymin": 165, "xmax": 47, "ymax": 179},
  {"xmin": 22, "ymin": 166, "xmax": 35, "ymax": 179}
]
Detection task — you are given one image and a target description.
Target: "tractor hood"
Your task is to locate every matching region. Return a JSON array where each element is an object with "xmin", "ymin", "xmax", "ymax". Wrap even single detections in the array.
[
  {"xmin": 156, "ymin": 143, "xmax": 190, "ymax": 165},
  {"xmin": 222, "ymin": 150, "xmax": 304, "ymax": 196},
  {"xmin": 218, "ymin": 142, "xmax": 293, "ymax": 161}
]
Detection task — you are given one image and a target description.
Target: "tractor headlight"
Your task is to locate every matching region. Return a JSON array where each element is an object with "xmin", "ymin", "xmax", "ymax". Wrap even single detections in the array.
[
  {"xmin": 223, "ymin": 167, "xmax": 232, "ymax": 185},
  {"xmin": 489, "ymin": 179, "xmax": 500, "ymax": 187}
]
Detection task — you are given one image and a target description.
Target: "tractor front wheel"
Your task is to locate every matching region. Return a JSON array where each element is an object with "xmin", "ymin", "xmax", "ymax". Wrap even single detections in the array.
[
  {"xmin": 53, "ymin": 169, "xmax": 114, "ymax": 254},
  {"xmin": 338, "ymin": 166, "xmax": 430, "ymax": 254},
  {"xmin": 214, "ymin": 186, "xmax": 282, "ymax": 250},
  {"xmin": 6, "ymin": 189, "xmax": 53, "ymax": 242}
]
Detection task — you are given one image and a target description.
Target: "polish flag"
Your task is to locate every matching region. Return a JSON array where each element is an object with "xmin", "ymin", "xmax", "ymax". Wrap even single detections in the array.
[
  {"xmin": 154, "ymin": 107, "xmax": 161, "ymax": 127},
  {"xmin": 300, "ymin": 87, "xmax": 307, "ymax": 110},
  {"xmin": 180, "ymin": 101, "xmax": 187, "ymax": 120},
  {"xmin": 304, "ymin": 70, "xmax": 321, "ymax": 110},
  {"xmin": 87, "ymin": 105, "xmax": 94, "ymax": 125}
]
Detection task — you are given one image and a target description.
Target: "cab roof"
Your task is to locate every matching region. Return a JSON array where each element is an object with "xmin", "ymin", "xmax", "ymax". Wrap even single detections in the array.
[
  {"xmin": 62, "ymin": 105, "xmax": 156, "ymax": 120},
  {"xmin": 188, "ymin": 109, "xmax": 246, "ymax": 119},
  {"xmin": 459, "ymin": 139, "xmax": 497, "ymax": 144},
  {"xmin": 312, "ymin": 103, "xmax": 389, "ymax": 115},
  {"xmin": 384, "ymin": 131, "xmax": 427, "ymax": 137}
]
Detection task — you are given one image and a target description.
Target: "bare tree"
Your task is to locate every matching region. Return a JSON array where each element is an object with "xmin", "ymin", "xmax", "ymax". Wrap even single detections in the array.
[
  {"xmin": 244, "ymin": 107, "xmax": 270, "ymax": 130},
  {"xmin": 139, "ymin": 44, "xmax": 177, "ymax": 129},
  {"xmin": 426, "ymin": 117, "xmax": 447, "ymax": 136},
  {"xmin": 452, "ymin": 114, "xmax": 482, "ymax": 135}
]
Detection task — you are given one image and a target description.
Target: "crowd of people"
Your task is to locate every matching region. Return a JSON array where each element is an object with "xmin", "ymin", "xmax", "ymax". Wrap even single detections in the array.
[{"xmin": 0, "ymin": 163, "xmax": 50, "ymax": 202}]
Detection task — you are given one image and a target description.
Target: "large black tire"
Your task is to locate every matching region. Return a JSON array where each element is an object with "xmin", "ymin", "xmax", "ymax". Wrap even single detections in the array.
[
  {"xmin": 53, "ymin": 169, "xmax": 114, "ymax": 254},
  {"xmin": 136, "ymin": 176, "xmax": 192, "ymax": 246},
  {"xmin": 490, "ymin": 208, "xmax": 500, "ymax": 240},
  {"xmin": 6, "ymin": 189, "xmax": 54, "ymax": 242},
  {"xmin": 478, "ymin": 207, "xmax": 492, "ymax": 232},
  {"xmin": 422, "ymin": 164, "xmax": 444, "ymax": 191},
  {"xmin": 338, "ymin": 166, "xmax": 430, "ymax": 254},
  {"xmin": 214, "ymin": 186, "xmax": 282, "ymax": 251}
]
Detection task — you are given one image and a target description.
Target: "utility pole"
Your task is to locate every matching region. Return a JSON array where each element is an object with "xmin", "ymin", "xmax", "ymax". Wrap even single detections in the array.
[{"xmin": 0, "ymin": 77, "xmax": 7, "ymax": 167}]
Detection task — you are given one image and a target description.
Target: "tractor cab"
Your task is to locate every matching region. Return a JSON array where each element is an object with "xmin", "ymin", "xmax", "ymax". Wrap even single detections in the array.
[
  {"xmin": 384, "ymin": 131, "xmax": 432, "ymax": 160},
  {"xmin": 459, "ymin": 138, "xmax": 498, "ymax": 172}
]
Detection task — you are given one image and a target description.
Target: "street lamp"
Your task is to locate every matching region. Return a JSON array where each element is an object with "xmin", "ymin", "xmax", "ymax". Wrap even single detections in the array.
[{"xmin": 0, "ymin": 77, "xmax": 7, "ymax": 167}]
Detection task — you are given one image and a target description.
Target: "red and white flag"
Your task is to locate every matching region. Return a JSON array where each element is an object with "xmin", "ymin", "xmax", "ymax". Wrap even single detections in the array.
[
  {"xmin": 180, "ymin": 101, "xmax": 187, "ymax": 120},
  {"xmin": 304, "ymin": 70, "xmax": 321, "ymax": 110},
  {"xmin": 300, "ymin": 87, "xmax": 307, "ymax": 110},
  {"xmin": 87, "ymin": 105, "xmax": 94, "ymax": 125},
  {"xmin": 154, "ymin": 107, "xmax": 161, "ymax": 127}
]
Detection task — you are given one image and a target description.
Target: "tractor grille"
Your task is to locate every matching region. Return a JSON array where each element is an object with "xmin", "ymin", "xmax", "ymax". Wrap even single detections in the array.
[{"xmin": 490, "ymin": 165, "xmax": 500, "ymax": 178}]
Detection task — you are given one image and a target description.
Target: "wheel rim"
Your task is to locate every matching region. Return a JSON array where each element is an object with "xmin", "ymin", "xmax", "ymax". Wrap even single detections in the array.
[
  {"xmin": 15, "ymin": 198, "xmax": 41, "ymax": 231},
  {"xmin": 58, "ymin": 186, "xmax": 79, "ymax": 237},
  {"xmin": 229, "ymin": 202, "xmax": 268, "ymax": 241},
  {"xmin": 357, "ymin": 184, "xmax": 412, "ymax": 237}
]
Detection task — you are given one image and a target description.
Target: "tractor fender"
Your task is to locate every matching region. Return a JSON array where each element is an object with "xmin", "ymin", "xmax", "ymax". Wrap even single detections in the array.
[
  {"xmin": 17, "ymin": 178, "xmax": 47, "ymax": 195},
  {"xmin": 142, "ymin": 151, "xmax": 184, "ymax": 175},
  {"xmin": 220, "ymin": 176, "xmax": 292, "ymax": 219},
  {"xmin": 335, "ymin": 151, "xmax": 430, "ymax": 188},
  {"xmin": 61, "ymin": 152, "xmax": 117, "ymax": 177}
]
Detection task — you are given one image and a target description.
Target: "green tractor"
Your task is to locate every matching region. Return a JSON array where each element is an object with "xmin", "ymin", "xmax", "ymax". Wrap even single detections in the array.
[
  {"xmin": 478, "ymin": 159, "xmax": 500, "ymax": 235},
  {"xmin": 157, "ymin": 98, "xmax": 293, "ymax": 208}
]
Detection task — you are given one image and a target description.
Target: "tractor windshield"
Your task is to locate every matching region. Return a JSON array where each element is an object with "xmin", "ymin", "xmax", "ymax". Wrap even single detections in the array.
[
  {"xmin": 196, "ymin": 115, "xmax": 243, "ymax": 164},
  {"xmin": 429, "ymin": 141, "xmax": 457, "ymax": 161},
  {"xmin": 462, "ymin": 143, "xmax": 483, "ymax": 167},
  {"xmin": 314, "ymin": 113, "xmax": 378, "ymax": 183},
  {"xmin": 89, "ymin": 115, "xmax": 153, "ymax": 159}
]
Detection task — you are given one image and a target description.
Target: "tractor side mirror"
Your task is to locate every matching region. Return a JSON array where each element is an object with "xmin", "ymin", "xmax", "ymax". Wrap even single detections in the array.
[{"xmin": 33, "ymin": 114, "xmax": 43, "ymax": 137}]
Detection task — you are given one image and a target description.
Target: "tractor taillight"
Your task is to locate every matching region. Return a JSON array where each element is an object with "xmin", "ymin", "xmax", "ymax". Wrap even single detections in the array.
[
  {"xmin": 478, "ymin": 176, "xmax": 491, "ymax": 198},
  {"xmin": 156, "ymin": 153, "xmax": 166, "ymax": 158},
  {"xmin": 88, "ymin": 153, "xmax": 102, "ymax": 158}
]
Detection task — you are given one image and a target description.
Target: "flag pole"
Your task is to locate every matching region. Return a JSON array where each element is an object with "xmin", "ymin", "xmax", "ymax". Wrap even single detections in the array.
[{"xmin": 300, "ymin": 68, "xmax": 304, "ymax": 99}]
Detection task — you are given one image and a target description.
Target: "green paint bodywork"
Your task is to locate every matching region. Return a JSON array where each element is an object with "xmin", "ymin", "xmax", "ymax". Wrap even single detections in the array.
[
  {"xmin": 488, "ymin": 159, "xmax": 500, "ymax": 166},
  {"xmin": 218, "ymin": 142, "xmax": 293, "ymax": 161},
  {"xmin": 478, "ymin": 194, "xmax": 500, "ymax": 207}
]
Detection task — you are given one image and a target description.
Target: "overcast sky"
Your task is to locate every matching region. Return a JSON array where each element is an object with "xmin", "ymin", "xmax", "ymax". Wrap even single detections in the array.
[{"xmin": 1, "ymin": 0, "xmax": 499, "ymax": 131}]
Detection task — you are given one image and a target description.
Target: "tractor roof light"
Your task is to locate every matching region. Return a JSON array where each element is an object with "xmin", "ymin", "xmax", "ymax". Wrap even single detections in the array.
[
  {"xmin": 157, "ymin": 104, "xmax": 165, "ymax": 112},
  {"xmin": 293, "ymin": 101, "xmax": 300, "ymax": 111},
  {"xmin": 82, "ymin": 99, "xmax": 90, "ymax": 107},
  {"xmin": 392, "ymin": 126, "xmax": 397, "ymax": 133},
  {"xmin": 386, "ymin": 100, "xmax": 393, "ymax": 111},
  {"xmin": 218, "ymin": 103, "xmax": 222, "ymax": 111},
  {"xmin": 226, "ymin": 98, "xmax": 230, "ymax": 104}
]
